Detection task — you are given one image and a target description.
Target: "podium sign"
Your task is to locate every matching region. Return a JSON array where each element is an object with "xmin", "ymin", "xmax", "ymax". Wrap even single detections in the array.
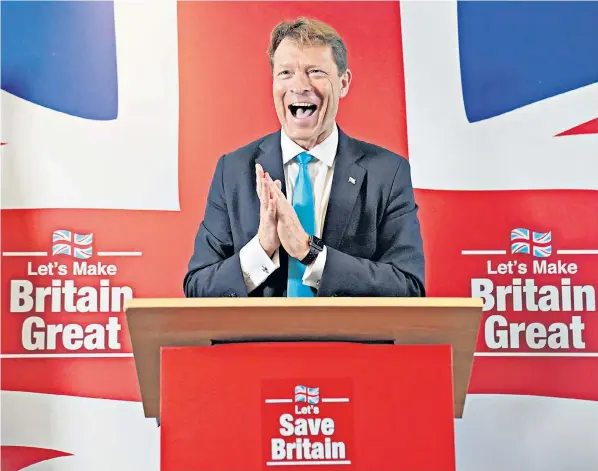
[
  {"xmin": 125, "ymin": 297, "xmax": 483, "ymax": 471},
  {"xmin": 160, "ymin": 342, "xmax": 456, "ymax": 471}
]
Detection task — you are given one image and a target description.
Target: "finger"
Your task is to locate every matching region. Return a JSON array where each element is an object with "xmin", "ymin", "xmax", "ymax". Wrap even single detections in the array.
[
  {"xmin": 270, "ymin": 179, "xmax": 282, "ymax": 192},
  {"xmin": 268, "ymin": 195, "xmax": 276, "ymax": 217},
  {"xmin": 263, "ymin": 173, "xmax": 271, "ymax": 202},
  {"xmin": 260, "ymin": 172, "xmax": 268, "ymax": 212},
  {"xmin": 256, "ymin": 170, "xmax": 260, "ymax": 199},
  {"xmin": 255, "ymin": 164, "xmax": 263, "ymax": 199},
  {"xmin": 264, "ymin": 173, "xmax": 274, "ymax": 198},
  {"xmin": 270, "ymin": 179, "xmax": 285, "ymax": 200},
  {"xmin": 269, "ymin": 182, "xmax": 294, "ymax": 222},
  {"xmin": 271, "ymin": 187, "xmax": 287, "ymax": 214}
]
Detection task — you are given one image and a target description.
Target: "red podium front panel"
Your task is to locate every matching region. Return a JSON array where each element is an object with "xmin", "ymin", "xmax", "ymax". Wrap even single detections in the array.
[{"xmin": 160, "ymin": 342, "xmax": 455, "ymax": 471}]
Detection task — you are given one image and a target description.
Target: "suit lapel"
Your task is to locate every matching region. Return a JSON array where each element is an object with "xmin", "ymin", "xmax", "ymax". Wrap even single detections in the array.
[
  {"xmin": 322, "ymin": 129, "xmax": 365, "ymax": 249},
  {"xmin": 256, "ymin": 131, "xmax": 287, "ymax": 197}
]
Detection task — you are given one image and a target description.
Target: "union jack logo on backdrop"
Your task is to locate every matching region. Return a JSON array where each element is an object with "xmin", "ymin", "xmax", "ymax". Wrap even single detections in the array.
[
  {"xmin": 294, "ymin": 385, "xmax": 320, "ymax": 404},
  {"xmin": 52, "ymin": 230, "xmax": 94, "ymax": 259},
  {"xmin": 510, "ymin": 228, "xmax": 552, "ymax": 258}
]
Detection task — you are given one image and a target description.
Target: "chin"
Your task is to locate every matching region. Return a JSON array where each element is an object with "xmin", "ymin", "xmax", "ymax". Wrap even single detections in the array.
[
  {"xmin": 288, "ymin": 129, "xmax": 320, "ymax": 146},
  {"xmin": 286, "ymin": 124, "xmax": 315, "ymax": 137},
  {"xmin": 289, "ymin": 126, "xmax": 316, "ymax": 137}
]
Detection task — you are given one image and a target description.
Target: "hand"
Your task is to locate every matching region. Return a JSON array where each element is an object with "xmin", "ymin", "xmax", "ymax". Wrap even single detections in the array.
[
  {"xmin": 255, "ymin": 164, "xmax": 280, "ymax": 257},
  {"xmin": 268, "ymin": 176, "xmax": 310, "ymax": 260}
]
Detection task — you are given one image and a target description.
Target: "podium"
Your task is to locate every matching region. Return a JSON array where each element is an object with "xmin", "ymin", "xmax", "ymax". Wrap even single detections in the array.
[{"xmin": 124, "ymin": 297, "xmax": 483, "ymax": 471}]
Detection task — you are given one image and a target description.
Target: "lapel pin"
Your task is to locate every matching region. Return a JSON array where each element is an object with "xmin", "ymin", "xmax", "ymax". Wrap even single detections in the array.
[{"xmin": 348, "ymin": 177, "xmax": 356, "ymax": 184}]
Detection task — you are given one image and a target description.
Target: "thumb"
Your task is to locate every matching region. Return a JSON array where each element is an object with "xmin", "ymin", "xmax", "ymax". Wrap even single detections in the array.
[{"xmin": 274, "ymin": 180, "xmax": 282, "ymax": 190}]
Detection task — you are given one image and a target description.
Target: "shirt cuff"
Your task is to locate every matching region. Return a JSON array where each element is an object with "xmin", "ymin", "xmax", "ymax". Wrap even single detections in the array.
[
  {"xmin": 302, "ymin": 245, "xmax": 327, "ymax": 290},
  {"xmin": 239, "ymin": 235, "xmax": 280, "ymax": 293}
]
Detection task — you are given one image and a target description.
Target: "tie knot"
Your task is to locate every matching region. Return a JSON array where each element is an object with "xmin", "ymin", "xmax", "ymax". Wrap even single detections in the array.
[{"xmin": 296, "ymin": 152, "xmax": 313, "ymax": 166}]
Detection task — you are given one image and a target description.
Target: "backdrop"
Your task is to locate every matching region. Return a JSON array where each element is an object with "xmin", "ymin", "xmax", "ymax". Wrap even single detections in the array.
[{"xmin": 2, "ymin": 1, "xmax": 597, "ymax": 470}]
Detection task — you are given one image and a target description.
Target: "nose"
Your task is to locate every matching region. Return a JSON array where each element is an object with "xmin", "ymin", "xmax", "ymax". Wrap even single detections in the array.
[{"xmin": 290, "ymin": 72, "xmax": 312, "ymax": 94}]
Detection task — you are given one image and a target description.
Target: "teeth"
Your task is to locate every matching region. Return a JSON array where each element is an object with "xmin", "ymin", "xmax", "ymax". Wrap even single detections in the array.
[{"xmin": 291, "ymin": 102, "xmax": 316, "ymax": 107}]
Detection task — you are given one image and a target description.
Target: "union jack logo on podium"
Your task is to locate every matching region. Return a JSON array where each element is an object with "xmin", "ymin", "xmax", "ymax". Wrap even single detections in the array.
[
  {"xmin": 52, "ymin": 230, "xmax": 94, "ymax": 259},
  {"xmin": 294, "ymin": 385, "xmax": 320, "ymax": 404},
  {"xmin": 510, "ymin": 228, "xmax": 552, "ymax": 258}
]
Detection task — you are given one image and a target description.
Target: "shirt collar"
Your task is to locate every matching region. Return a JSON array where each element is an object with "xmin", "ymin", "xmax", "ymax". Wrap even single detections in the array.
[{"xmin": 280, "ymin": 124, "xmax": 338, "ymax": 168}]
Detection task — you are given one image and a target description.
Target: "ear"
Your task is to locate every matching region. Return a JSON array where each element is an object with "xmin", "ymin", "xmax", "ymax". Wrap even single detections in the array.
[{"xmin": 339, "ymin": 68, "xmax": 352, "ymax": 98}]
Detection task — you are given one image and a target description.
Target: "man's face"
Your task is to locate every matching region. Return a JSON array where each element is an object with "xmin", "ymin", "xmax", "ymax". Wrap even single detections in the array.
[{"xmin": 272, "ymin": 38, "xmax": 351, "ymax": 149}]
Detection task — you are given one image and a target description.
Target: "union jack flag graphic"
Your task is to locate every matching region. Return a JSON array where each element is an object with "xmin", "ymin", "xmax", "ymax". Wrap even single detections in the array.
[
  {"xmin": 294, "ymin": 385, "xmax": 320, "ymax": 404},
  {"xmin": 52, "ymin": 230, "xmax": 94, "ymax": 259},
  {"xmin": 510, "ymin": 228, "xmax": 552, "ymax": 258}
]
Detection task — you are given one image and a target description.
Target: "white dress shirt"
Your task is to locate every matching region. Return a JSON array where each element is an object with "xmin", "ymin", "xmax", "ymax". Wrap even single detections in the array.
[{"xmin": 239, "ymin": 124, "xmax": 338, "ymax": 293}]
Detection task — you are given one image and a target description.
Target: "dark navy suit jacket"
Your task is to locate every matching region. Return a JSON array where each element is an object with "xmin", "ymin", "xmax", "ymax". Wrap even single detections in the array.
[{"xmin": 183, "ymin": 128, "xmax": 425, "ymax": 297}]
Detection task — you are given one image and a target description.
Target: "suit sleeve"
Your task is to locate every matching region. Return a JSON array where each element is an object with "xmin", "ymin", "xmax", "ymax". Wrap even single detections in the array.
[
  {"xmin": 183, "ymin": 156, "xmax": 249, "ymax": 297},
  {"xmin": 317, "ymin": 159, "xmax": 425, "ymax": 297}
]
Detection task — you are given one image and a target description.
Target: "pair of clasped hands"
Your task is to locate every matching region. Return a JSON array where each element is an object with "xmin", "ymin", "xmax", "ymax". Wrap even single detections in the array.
[{"xmin": 256, "ymin": 163, "xmax": 310, "ymax": 262}]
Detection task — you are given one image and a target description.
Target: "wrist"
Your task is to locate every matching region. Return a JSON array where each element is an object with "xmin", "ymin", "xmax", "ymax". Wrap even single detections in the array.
[
  {"xmin": 258, "ymin": 235, "xmax": 278, "ymax": 258},
  {"xmin": 299, "ymin": 235, "xmax": 324, "ymax": 266},
  {"xmin": 296, "ymin": 234, "xmax": 310, "ymax": 260}
]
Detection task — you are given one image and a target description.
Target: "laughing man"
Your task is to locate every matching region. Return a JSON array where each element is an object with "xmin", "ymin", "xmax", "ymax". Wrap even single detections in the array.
[{"xmin": 184, "ymin": 17, "xmax": 425, "ymax": 298}]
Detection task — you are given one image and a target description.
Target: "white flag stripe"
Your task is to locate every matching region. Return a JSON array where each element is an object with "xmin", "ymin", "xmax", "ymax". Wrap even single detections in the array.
[
  {"xmin": 1, "ymin": 391, "xmax": 159, "ymax": 471},
  {"xmin": 401, "ymin": 1, "xmax": 598, "ymax": 191},
  {"xmin": 1, "ymin": 0, "xmax": 180, "ymax": 210},
  {"xmin": 96, "ymin": 251, "xmax": 143, "ymax": 256}
]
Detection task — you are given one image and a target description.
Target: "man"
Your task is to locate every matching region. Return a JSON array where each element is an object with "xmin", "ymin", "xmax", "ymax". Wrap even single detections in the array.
[{"xmin": 183, "ymin": 17, "xmax": 425, "ymax": 298}]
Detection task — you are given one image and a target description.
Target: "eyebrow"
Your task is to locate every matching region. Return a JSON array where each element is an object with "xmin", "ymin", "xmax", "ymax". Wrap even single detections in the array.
[{"xmin": 275, "ymin": 63, "xmax": 327, "ymax": 70}]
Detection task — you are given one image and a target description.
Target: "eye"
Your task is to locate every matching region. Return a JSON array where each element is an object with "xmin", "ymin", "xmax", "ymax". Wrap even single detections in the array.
[
  {"xmin": 309, "ymin": 69, "xmax": 326, "ymax": 75},
  {"xmin": 278, "ymin": 70, "xmax": 291, "ymax": 77}
]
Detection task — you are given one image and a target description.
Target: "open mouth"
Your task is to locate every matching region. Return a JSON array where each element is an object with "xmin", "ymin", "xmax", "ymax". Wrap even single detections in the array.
[{"xmin": 288, "ymin": 102, "xmax": 318, "ymax": 119}]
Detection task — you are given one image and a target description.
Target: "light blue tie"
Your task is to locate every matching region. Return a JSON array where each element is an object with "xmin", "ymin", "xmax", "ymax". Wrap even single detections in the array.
[{"xmin": 287, "ymin": 152, "xmax": 316, "ymax": 297}]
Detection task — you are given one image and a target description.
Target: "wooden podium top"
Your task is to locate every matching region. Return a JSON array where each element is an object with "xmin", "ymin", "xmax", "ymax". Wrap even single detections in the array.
[{"xmin": 124, "ymin": 297, "xmax": 483, "ymax": 418}]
